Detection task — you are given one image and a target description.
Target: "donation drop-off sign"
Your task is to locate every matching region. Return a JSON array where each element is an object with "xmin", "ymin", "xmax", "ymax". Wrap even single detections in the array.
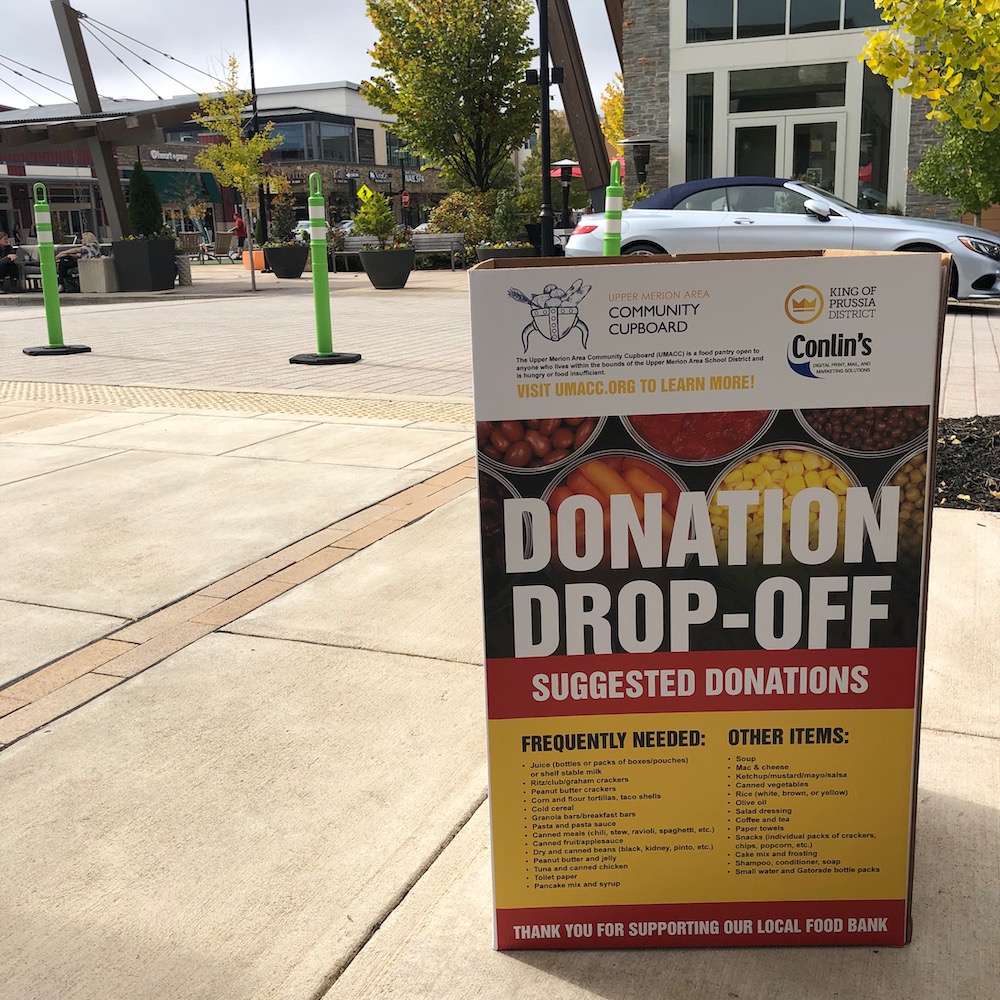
[{"xmin": 469, "ymin": 252, "xmax": 946, "ymax": 950}]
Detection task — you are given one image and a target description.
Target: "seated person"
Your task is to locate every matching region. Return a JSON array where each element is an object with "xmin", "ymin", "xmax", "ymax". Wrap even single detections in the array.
[
  {"xmin": 56, "ymin": 232, "xmax": 101, "ymax": 292},
  {"xmin": 0, "ymin": 231, "xmax": 20, "ymax": 292}
]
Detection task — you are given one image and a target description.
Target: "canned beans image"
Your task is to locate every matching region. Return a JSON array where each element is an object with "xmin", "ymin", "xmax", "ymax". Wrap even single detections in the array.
[
  {"xmin": 479, "ymin": 471, "xmax": 517, "ymax": 599},
  {"xmin": 546, "ymin": 453, "xmax": 684, "ymax": 569},
  {"xmin": 885, "ymin": 451, "xmax": 927, "ymax": 571},
  {"xmin": 626, "ymin": 410, "xmax": 773, "ymax": 463},
  {"xmin": 799, "ymin": 405, "xmax": 928, "ymax": 454},
  {"xmin": 710, "ymin": 447, "xmax": 855, "ymax": 563},
  {"xmin": 477, "ymin": 416, "xmax": 599, "ymax": 469}
]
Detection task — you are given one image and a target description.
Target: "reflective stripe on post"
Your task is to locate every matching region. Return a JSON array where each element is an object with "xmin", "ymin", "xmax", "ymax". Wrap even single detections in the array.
[{"xmin": 603, "ymin": 160, "xmax": 624, "ymax": 258}]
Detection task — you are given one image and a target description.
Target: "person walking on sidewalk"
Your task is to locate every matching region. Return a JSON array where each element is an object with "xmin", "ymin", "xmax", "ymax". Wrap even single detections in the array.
[{"xmin": 232, "ymin": 214, "xmax": 247, "ymax": 252}]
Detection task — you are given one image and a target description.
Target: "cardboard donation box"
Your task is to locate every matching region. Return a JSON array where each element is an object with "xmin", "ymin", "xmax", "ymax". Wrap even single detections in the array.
[{"xmin": 469, "ymin": 250, "xmax": 948, "ymax": 950}]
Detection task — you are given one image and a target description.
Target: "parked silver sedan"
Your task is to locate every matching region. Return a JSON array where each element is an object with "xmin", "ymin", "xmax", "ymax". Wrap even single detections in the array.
[{"xmin": 566, "ymin": 177, "xmax": 1000, "ymax": 300}]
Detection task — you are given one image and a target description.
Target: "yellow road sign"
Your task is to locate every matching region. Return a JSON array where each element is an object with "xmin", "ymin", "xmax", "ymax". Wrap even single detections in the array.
[{"xmin": 357, "ymin": 184, "xmax": 374, "ymax": 202}]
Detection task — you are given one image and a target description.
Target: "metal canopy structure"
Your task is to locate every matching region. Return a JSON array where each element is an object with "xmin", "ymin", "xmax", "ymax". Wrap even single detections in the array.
[{"xmin": 543, "ymin": 0, "xmax": 623, "ymax": 211}]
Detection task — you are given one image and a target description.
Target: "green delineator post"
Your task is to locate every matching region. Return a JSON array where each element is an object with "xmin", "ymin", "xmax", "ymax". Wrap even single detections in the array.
[
  {"xmin": 23, "ymin": 183, "xmax": 90, "ymax": 356},
  {"xmin": 290, "ymin": 172, "xmax": 361, "ymax": 366},
  {"xmin": 602, "ymin": 159, "xmax": 624, "ymax": 258}
]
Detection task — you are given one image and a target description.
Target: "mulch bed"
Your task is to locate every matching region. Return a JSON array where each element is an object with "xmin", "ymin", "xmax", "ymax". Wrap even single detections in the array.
[{"xmin": 934, "ymin": 415, "xmax": 1000, "ymax": 512}]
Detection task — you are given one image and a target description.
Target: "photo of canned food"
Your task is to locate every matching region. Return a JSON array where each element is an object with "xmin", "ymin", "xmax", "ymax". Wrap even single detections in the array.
[
  {"xmin": 476, "ymin": 416, "xmax": 602, "ymax": 471},
  {"xmin": 880, "ymin": 449, "xmax": 927, "ymax": 575},
  {"xmin": 798, "ymin": 405, "xmax": 929, "ymax": 456},
  {"xmin": 478, "ymin": 469, "xmax": 521, "ymax": 602},
  {"xmin": 543, "ymin": 451, "xmax": 686, "ymax": 570},
  {"xmin": 709, "ymin": 446, "xmax": 859, "ymax": 566},
  {"xmin": 624, "ymin": 409, "xmax": 775, "ymax": 464}
]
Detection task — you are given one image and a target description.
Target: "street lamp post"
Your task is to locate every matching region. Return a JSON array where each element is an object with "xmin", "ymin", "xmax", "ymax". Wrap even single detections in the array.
[
  {"xmin": 537, "ymin": 0, "xmax": 554, "ymax": 256},
  {"xmin": 619, "ymin": 134, "xmax": 665, "ymax": 188},
  {"xmin": 244, "ymin": 0, "xmax": 266, "ymax": 241},
  {"xmin": 552, "ymin": 158, "xmax": 578, "ymax": 229}
]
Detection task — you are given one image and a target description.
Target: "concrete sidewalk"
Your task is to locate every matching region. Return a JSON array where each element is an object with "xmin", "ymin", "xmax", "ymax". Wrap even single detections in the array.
[{"xmin": 0, "ymin": 273, "xmax": 997, "ymax": 999}]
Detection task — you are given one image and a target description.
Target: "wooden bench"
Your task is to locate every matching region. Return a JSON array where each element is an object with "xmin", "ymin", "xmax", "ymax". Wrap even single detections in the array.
[
  {"xmin": 331, "ymin": 232, "xmax": 466, "ymax": 271},
  {"xmin": 412, "ymin": 232, "xmax": 465, "ymax": 270}
]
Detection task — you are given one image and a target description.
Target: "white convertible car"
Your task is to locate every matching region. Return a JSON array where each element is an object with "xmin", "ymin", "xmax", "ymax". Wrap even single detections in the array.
[{"xmin": 565, "ymin": 176, "xmax": 1000, "ymax": 301}]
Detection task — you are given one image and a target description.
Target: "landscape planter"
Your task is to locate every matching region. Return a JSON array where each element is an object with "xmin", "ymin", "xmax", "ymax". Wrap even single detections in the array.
[
  {"xmin": 264, "ymin": 244, "xmax": 309, "ymax": 278},
  {"xmin": 111, "ymin": 238, "xmax": 176, "ymax": 291},
  {"xmin": 242, "ymin": 249, "xmax": 265, "ymax": 271},
  {"xmin": 359, "ymin": 248, "xmax": 415, "ymax": 289},
  {"xmin": 475, "ymin": 246, "xmax": 540, "ymax": 263}
]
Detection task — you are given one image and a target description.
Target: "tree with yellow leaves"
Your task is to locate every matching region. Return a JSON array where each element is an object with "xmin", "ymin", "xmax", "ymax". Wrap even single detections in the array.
[
  {"xmin": 862, "ymin": 1, "xmax": 1000, "ymax": 131},
  {"xmin": 600, "ymin": 72, "xmax": 624, "ymax": 149},
  {"xmin": 193, "ymin": 57, "xmax": 282, "ymax": 290}
]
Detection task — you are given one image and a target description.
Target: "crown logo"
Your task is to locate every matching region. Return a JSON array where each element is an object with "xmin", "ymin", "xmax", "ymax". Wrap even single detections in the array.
[{"xmin": 784, "ymin": 285, "xmax": 824, "ymax": 324}]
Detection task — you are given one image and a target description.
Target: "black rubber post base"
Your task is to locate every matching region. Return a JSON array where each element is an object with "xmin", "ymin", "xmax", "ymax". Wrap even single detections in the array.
[
  {"xmin": 289, "ymin": 352, "xmax": 362, "ymax": 365},
  {"xmin": 23, "ymin": 344, "xmax": 92, "ymax": 356}
]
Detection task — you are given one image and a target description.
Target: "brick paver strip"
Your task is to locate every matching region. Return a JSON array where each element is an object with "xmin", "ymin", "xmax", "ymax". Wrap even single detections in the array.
[
  {"xmin": 0, "ymin": 695, "xmax": 28, "ymax": 719},
  {"xmin": 0, "ymin": 674, "xmax": 123, "ymax": 747},
  {"xmin": 0, "ymin": 463, "xmax": 477, "ymax": 750}
]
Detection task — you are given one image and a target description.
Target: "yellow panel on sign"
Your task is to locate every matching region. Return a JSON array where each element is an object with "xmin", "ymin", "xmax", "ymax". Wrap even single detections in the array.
[{"xmin": 357, "ymin": 184, "xmax": 374, "ymax": 202}]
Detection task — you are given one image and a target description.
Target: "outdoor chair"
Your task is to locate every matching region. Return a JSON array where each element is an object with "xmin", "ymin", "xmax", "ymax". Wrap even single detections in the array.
[
  {"xmin": 203, "ymin": 231, "xmax": 238, "ymax": 263},
  {"xmin": 177, "ymin": 232, "xmax": 203, "ymax": 260}
]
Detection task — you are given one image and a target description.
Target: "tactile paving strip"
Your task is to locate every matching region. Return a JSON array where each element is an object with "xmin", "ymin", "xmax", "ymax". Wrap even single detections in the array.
[{"xmin": 0, "ymin": 380, "xmax": 475, "ymax": 424}]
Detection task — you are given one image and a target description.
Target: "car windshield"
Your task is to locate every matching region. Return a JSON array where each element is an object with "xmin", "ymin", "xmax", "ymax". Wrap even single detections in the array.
[{"xmin": 792, "ymin": 181, "xmax": 864, "ymax": 214}]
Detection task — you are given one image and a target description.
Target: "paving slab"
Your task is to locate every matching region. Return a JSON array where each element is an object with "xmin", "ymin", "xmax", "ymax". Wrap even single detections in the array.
[
  {"xmin": 0, "ymin": 600, "xmax": 127, "ymax": 685},
  {"xmin": 0, "ymin": 441, "xmax": 122, "ymax": 485},
  {"xmin": 0, "ymin": 405, "xmax": 112, "ymax": 437},
  {"xmin": 0, "ymin": 632, "xmax": 487, "ymax": 1000},
  {"xmin": 2, "ymin": 409, "xmax": 176, "ymax": 444},
  {"xmin": 923, "ymin": 509, "xmax": 1000, "ymax": 740},
  {"xmin": 63, "ymin": 412, "xmax": 320, "ymax": 456},
  {"xmin": 322, "ymin": 728, "xmax": 998, "ymax": 1000},
  {"xmin": 229, "ymin": 495, "xmax": 483, "ymax": 665},
  {"xmin": 230, "ymin": 421, "xmax": 472, "ymax": 468},
  {"xmin": 1, "ymin": 450, "xmax": 422, "ymax": 619}
]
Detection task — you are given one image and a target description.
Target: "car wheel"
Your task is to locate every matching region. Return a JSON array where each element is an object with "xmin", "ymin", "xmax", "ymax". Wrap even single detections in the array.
[
  {"xmin": 623, "ymin": 241, "xmax": 667, "ymax": 256},
  {"xmin": 898, "ymin": 243, "xmax": 959, "ymax": 298}
]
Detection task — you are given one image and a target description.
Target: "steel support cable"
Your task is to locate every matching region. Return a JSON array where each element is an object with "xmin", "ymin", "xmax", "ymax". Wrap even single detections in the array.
[{"xmin": 80, "ymin": 21, "xmax": 162, "ymax": 100}]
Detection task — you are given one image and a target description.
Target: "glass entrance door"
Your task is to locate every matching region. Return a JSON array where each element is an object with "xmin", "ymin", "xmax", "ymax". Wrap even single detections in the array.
[{"xmin": 730, "ymin": 114, "xmax": 846, "ymax": 195}]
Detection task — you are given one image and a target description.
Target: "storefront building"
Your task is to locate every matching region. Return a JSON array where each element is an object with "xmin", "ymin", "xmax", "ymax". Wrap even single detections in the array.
[{"xmin": 624, "ymin": 1, "xmax": 928, "ymax": 216}]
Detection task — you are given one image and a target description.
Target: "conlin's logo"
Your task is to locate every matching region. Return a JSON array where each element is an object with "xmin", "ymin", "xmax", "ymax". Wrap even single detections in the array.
[
  {"xmin": 508, "ymin": 279, "xmax": 591, "ymax": 353},
  {"xmin": 784, "ymin": 285, "xmax": 824, "ymax": 324}
]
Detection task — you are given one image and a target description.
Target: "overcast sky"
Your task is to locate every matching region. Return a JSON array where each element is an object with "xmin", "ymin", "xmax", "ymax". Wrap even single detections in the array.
[{"xmin": 2, "ymin": 0, "xmax": 619, "ymax": 113}]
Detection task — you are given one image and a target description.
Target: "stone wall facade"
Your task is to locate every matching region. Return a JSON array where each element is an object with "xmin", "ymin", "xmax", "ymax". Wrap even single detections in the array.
[
  {"xmin": 621, "ymin": 0, "xmax": 671, "ymax": 195},
  {"xmin": 906, "ymin": 99, "xmax": 960, "ymax": 221}
]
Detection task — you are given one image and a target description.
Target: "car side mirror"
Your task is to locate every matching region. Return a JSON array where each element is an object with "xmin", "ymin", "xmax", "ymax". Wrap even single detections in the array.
[{"xmin": 803, "ymin": 198, "xmax": 832, "ymax": 221}]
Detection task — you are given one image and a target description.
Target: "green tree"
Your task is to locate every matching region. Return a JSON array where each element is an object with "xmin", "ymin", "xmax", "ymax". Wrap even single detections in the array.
[
  {"xmin": 912, "ymin": 118, "xmax": 1000, "ymax": 224},
  {"xmin": 863, "ymin": 1, "xmax": 1000, "ymax": 131},
  {"xmin": 193, "ymin": 56, "xmax": 282, "ymax": 290},
  {"xmin": 127, "ymin": 161, "xmax": 164, "ymax": 238},
  {"xmin": 517, "ymin": 111, "xmax": 588, "ymax": 220},
  {"xmin": 363, "ymin": 0, "xmax": 538, "ymax": 192},
  {"xmin": 353, "ymin": 192, "xmax": 400, "ymax": 249}
]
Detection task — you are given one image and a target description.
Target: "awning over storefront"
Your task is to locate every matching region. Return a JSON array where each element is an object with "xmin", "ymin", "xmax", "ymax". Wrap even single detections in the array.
[{"xmin": 124, "ymin": 169, "xmax": 223, "ymax": 205}]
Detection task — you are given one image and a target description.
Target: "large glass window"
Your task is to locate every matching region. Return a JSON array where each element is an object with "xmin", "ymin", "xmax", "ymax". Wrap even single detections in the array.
[
  {"xmin": 387, "ymin": 132, "xmax": 421, "ymax": 168},
  {"xmin": 319, "ymin": 122, "xmax": 353, "ymax": 162},
  {"xmin": 790, "ymin": 0, "xmax": 840, "ymax": 33},
  {"xmin": 730, "ymin": 63, "xmax": 847, "ymax": 113},
  {"xmin": 688, "ymin": 1, "xmax": 883, "ymax": 40},
  {"xmin": 357, "ymin": 128, "xmax": 375, "ymax": 164},
  {"xmin": 686, "ymin": 73, "xmax": 714, "ymax": 181},
  {"xmin": 857, "ymin": 64, "xmax": 893, "ymax": 211},
  {"xmin": 272, "ymin": 123, "xmax": 308, "ymax": 161},
  {"xmin": 687, "ymin": 0, "xmax": 734, "ymax": 42},
  {"xmin": 737, "ymin": 0, "xmax": 785, "ymax": 38},
  {"xmin": 844, "ymin": 0, "xmax": 883, "ymax": 29}
]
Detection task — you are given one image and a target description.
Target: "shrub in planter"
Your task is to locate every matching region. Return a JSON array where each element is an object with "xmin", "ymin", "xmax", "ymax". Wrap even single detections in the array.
[
  {"xmin": 113, "ymin": 162, "xmax": 176, "ymax": 290},
  {"xmin": 353, "ymin": 192, "xmax": 414, "ymax": 289},
  {"xmin": 263, "ymin": 190, "xmax": 309, "ymax": 278}
]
